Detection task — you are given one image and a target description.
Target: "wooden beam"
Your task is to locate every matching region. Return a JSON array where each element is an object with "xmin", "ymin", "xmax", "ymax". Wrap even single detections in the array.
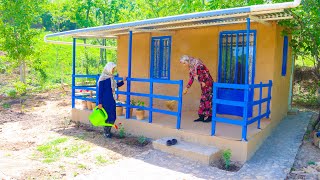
[{"xmin": 249, "ymin": 15, "xmax": 272, "ymax": 26}]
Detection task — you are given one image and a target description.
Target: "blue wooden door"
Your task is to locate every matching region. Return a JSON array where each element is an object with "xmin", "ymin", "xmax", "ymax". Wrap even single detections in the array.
[{"xmin": 217, "ymin": 30, "xmax": 256, "ymax": 117}]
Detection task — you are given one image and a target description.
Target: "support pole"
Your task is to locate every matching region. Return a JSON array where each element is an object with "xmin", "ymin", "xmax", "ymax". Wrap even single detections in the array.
[
  {"xmin": 126, "ymin": 31, "xmax": 133, "ymax": 119},
  {"xmin": 245, "ymin": 17, "xmax": 250, "ymax": 85},
  {"xmin": 72, "ymin": 38, "xmax": 76, "ymax": 108}
]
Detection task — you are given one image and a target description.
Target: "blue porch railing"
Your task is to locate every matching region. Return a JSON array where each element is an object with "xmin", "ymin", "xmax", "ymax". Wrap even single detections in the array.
[
  {"xmin": 71, "ymin": 75, "xmax": 183, "ymax": 129},
  {"xmin": 114, "ymin": 77, "xmax": 183, "ymax": 129},
  {"xmin": 211, "ymin": 80, "xmax": 272, "ymax": 141},
  {"xmin": 72, "ymin": 74, "xmax": 100, "ymax": 108}
]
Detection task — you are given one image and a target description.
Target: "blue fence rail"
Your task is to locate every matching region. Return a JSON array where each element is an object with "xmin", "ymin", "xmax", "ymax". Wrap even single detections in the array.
[
  {"xmin": 72, "ymin": 74, "xmax": 100, "ymax": 108},
  {"xmin": 72, "ymin": 75, "xmax": 183, "ymax": 129},
  {"xmin": 114, "ymin": 77, "xmax": 183, "ymax": 129},
  {"xmin": 211, "ymin": 80, "xmax": 272, "ymax": 141}
]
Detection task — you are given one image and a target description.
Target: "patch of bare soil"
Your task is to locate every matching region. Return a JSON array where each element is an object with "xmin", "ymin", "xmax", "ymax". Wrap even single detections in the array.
[
  {"xmin": 210, "ymin": 159, "xmax": 243, "ymax": 172},
  {"xmin": 0, "ymin": 89, "xmax": 151, "ymax": 180},
  {"xmin": 287, "ymin": 113, "xmax": 320, "ymax": 180}
]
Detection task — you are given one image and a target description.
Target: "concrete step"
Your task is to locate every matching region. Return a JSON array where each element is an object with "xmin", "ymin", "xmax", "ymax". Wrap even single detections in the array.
[{"xmin": 153, "ymin": 137, "xmax": 221, "ymax": 165}]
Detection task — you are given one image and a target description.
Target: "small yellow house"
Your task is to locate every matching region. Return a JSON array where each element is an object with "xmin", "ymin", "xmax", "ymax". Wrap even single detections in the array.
[{"xmin": 45, "ymin": 0, "xmax": 301, "ymax": 163}]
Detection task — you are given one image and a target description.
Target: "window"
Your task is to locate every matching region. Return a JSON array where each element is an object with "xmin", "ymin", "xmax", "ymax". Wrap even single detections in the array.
[
  {"xmin": 282, "ymin": 36, "xmax": 289, "ymax": 76},
  {"xmin": 150, "ymin": 36, "xmax": 171, "ymax": 79},
  {"xmin": 219, "ymin": 30, "xmax": 256, "ymax": 84}
]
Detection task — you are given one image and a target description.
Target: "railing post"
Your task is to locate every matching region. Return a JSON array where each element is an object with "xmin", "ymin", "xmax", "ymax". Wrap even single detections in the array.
[
  {"xmin": 177, "ymin": 80, "xmax": 183, "ymax": 129},
  {"xmin": 242, "ymin": 84, "xmax": 249, "ymax": 141},
  {"xmin": 266, "ymin": 80, "xmax": 272, "ymax": 118},
  {"xmin": 149, "ymin": 79, "xmax": 153, "ymax": 123},
  {"xmin": 72, "ymin": 38, "xmax": 76, "ymax": 108},
  {"xmin": 258, "ymin": 82, "xmax": 262, "ymax": 129},
  {"xmin": 211, "ymin": 83, "xmax": 217, "ymax": 136},
  {"xmin": 126, "ymin": 30, "xmax": 133, "ymax": 119}
]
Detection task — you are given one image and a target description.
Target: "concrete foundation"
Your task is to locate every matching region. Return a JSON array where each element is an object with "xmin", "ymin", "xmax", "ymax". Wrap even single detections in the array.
[{"xmin": 72, "ymin": 107, "xmax": 279, "ymax": 163}]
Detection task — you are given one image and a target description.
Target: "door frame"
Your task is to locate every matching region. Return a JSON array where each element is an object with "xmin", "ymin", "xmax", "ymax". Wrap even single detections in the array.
[{"xmin": 217, "ymin": 30, "xmax": 257, "ymax": 117}]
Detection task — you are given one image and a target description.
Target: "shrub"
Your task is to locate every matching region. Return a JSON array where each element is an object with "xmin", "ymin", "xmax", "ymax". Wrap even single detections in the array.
[
  {"xmin": 138, "ymin": 135, "xmax": 147, "ymax": 145},
  {"xmin": 118, "ymin": 123, "xmax": 125, "ymax": 138},
  {"xmin": 7, "ymin": 89, "xmax": 17, "ymax": 98},
  {"xmin": 222, "ymin": 149, "xmax": 232, "ymax": 170},
  {"xmin": 14, "ymin": 82, "xmax": 27, "ymax": 96}
]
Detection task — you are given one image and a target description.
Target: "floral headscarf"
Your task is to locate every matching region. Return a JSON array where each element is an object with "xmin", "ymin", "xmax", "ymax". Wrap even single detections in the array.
[
  {"xmin": 179, "ymin": 55, "xmax": 204, "ymax": 76},
  {"xmin": 98, "ymin": 62, "xmax": 117, "ymax": 99}
]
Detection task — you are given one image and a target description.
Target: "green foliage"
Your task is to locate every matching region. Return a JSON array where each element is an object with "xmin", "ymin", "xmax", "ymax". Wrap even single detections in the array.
[
  {"xmin": 14, "ymin": 82, "xmax": 27, "ymax": 96},
  {"xmin": 2, "ymin": 103, "xmax": 10, "ymax": 109},
  {"xmin": 222, "ymin": 149, "xmax": 232, "ymax": 170},
  {"xmin": 0, "ymin": 0, "xmax": 45, "ymax": 83},
  {"xmin": 138, "ymin": 135, "xmax": 147, "ymax": 145},
  {"xmin": 137, "ymin": 100, "xmax": 145, "ymax": 110},
  {"xmin": 95, "ymin": 155, "xmax": 109, "ymax": 165},
  {"xmin": 6, "ymin": 89, "xmax": 17, "ymax": 98},
  {"xmin": 118, "ymin": 123, "xmax": 125, "ymax": 138},
  {"xmin": 280, "ymin": 0, "xmax": 320, "ymax": 79}
]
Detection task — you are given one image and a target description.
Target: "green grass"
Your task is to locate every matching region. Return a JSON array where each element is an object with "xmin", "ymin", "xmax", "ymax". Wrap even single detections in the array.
[
  {"xmin": 95, "ymin": 155, "xmax": 109, "ymax": 165},
  {"xmin": 36, "ymin": 137, "xmax": 91, "ymax": 163},
  {"xmin": 2, "ymin": 103, "xmax": 10, "ymax": 109},
  {"xmin": 77, "ymin": 163, "xmax": 87, "ymax": 170}
]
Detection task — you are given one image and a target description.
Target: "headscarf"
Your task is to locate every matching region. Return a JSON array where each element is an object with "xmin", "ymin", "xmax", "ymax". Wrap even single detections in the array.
[
  {"xmin": 98, "ymin": 62, "xmax": 117, "ymax": 99},
  {"xmin": 179, "ymin": 55, "xmax": 204, "ymax": 77}
]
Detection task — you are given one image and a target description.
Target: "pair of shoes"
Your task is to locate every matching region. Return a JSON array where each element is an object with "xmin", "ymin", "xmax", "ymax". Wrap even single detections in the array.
[
  {"xmin": 203, "ymin": 116, "xmax": 212, "ymax": 123},
  {"xmin": 103, "ymin": 132, "xmax": 112, "ymax": 138},
  {"xmin": 166, "ymin": 138, "xmax": 178, "ymax": 146},
  {"xmin": 194, "ymin": 115, "xmax": 205, "ymax": 122}
]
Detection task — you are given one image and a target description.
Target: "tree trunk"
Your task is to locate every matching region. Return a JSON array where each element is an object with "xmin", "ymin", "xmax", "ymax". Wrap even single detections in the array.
[{"xmin": 19, "ymin": 61, "xmax": 26, "ymax": 83}]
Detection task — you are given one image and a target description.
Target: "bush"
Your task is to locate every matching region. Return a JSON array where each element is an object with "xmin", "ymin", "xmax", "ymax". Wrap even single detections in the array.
[
  {"xmin": 14, "ymin": 82, "xmax": 27, "ymax": 96},
  {"xmin": 138, "ymin": 135, "xmax": 147, "ymax": 145},
  {"xmin": 6, "ymin": 89, "xmax": 17, "ymax": 98}
]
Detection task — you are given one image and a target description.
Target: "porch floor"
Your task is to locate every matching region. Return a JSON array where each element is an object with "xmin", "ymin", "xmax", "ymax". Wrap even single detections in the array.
[{"xmin": 119, "ymin": 111, "xmax": 271, "ymax": 141}]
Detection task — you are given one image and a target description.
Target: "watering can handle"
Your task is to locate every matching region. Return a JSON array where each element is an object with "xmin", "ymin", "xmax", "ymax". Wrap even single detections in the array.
[{"xmin": 95, "ymin": 106, "xmax": 108, "ymax": 118}]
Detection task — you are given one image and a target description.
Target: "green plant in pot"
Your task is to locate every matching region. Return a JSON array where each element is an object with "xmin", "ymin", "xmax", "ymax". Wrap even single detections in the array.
[{"xmin": 136, "ymin": 100, "xmax": 145, "ymax": 120}]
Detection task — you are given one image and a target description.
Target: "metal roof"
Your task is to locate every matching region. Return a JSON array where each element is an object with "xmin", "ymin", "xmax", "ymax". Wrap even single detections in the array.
[{"xmin": 45, "ymin": 1, "xmax": 299, "ymax": 39}]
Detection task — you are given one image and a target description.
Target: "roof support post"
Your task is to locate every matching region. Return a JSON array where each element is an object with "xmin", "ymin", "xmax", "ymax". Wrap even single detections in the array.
[
  {"xmin": 245, "ymin": 18, "xmax": 250, "ymax": 85},
  {"xmin": 72, "ymin": 38, "xmax": 76, "ymax": 108},
  {"xmin": 126, "ymin": 31, "xmax": 133, "ymax": 119}
]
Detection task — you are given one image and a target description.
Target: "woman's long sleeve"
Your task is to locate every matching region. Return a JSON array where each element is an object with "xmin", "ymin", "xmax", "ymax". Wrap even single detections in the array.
[
  {"xmin": 186, "ymin": 72, "xmax": 194, "ymax": 88},
  {"xmin": 117, "ymin": 81, "xmax": 124, "ymax": 88},
  {"xmin": 98, "ymin": 81, "xmax": 104, "ymax": 104}
]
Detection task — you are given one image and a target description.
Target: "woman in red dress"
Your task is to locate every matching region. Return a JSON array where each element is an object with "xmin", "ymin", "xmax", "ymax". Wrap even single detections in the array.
[{"xmin": 180, "ymin": 55, "xmax": 214, "ymax": 123}]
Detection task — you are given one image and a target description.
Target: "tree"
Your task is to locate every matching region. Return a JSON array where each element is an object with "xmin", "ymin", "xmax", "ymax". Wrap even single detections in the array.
[{"xmin": 0, "ymin": 0, "xmax": 44, "ymax": 83}]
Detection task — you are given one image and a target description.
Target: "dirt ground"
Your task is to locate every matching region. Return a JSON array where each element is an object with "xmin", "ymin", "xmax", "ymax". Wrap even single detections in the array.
[
  {"xmin": 287, "ymin": 113, "xmax": 320, "ymax": 180},
  {"xmin": 0, "ymin": 89, "xmax": 151, "ymax": 179}
]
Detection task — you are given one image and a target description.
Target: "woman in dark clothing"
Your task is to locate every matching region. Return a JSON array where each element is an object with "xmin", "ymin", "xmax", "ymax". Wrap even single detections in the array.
[
  {"xmin": 98, "ymin": 62, "xmax": 126, "ymax": 138},
  {"xmin": 180, "ymin": 55, "xmax": 214, "ymax": 123}
]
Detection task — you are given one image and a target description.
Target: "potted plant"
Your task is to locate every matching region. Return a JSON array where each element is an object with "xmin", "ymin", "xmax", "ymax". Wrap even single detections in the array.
[
  {"xmin": 87, "ymin": 101, "xmax": 93, "ymax": 110},
  {"xmin": 116, "ymin": 100, "xmax": 124, "ymax": 116},
  {"xmin": 136, "ymin": 100, "xmax": 145, "ymax": 120},
  {"xmin": 124, "ymin": 100, "xmax": 135, "ymax": 117}
]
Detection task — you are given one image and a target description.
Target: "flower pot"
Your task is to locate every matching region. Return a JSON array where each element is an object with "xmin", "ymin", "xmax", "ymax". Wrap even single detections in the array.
[
  {"xmin": 91, "ymin": 102, "xmax": 97, "ymax": 109},
  {"xmin": 124, "ymin": 107, "xmax": 133, "ymax": 117},
  {"xmin": 136, "ymin": 109, "xmax": 145, "ymax": 120},
  {"xmin": 116, "ymin": 106, "xmax": 124, "ymax": 116},
  {"xmin": 82, "ymin": 101, "xmax": 87, "ymax": 109},
  {"xmin": 87, "ymin": 101, "xmax": 93, "ymax": 110}
]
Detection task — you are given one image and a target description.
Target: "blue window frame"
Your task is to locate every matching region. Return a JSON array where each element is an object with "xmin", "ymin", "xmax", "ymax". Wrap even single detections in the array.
[
  {"xmin": 218, "ymin": 30, "xmax": 257, "ymax": 85},
  {"xmin": 217, "ymin": 30, "xmax": 257, "ymax": 117},
  {"xmin": 150, "ymin": 36, "xmax": 171, "ymax": 79},
  {"xmin": 282, "ymin": 36, "xmax": 288, "ymax": 76}
]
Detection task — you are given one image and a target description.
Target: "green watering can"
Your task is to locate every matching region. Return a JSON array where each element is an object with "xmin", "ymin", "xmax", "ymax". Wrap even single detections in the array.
[{"xmin": 89, "ymin": 107, "xmax": 116, "ymax": 127}]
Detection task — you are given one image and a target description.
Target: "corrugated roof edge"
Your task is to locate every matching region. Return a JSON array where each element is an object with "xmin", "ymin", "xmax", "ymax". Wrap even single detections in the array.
[{"xmin": 45, "ymin": 7, "xmax": 250, "ymax": 38}]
